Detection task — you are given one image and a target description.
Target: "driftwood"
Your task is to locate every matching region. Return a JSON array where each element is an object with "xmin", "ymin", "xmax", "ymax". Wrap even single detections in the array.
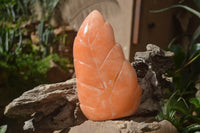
[
  {"xmin": 133, "ymin": 44, "xmax": 174, "ymax": 115},
  {"xmin": 4, "ymin": 44, "xmax": 175, "ymax": 132}
]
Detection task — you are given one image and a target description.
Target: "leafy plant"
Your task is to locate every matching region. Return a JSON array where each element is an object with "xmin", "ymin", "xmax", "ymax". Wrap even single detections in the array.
[
  {"xmin": 152, "ymin": 0, "xmax": 200, "ymax": 132},
  {"xmin": 0, "ymin": 25, "xmax": 43, "ymax": 96},
  {"xmin": 0, "ymin": 0, "xmax": 33, "ymax": 22},
  {"xmin": 157, "ymin": 91, "xmax": 200, "ymax": 132},
  {"xmin": 0, "ymin": 0, "xmax": 71, "ymax": 98},
  {"xmin": 0, "ymin": 1, "xmax": 72, "ymax": 132},
  {"xmin": 190, "ymin": 95, "xmax": 200, "ymax": 115},
  {"xmin": 0, "ymin": 0, "xmax": 60, "ymax": 22},
  {"xmin": 36, "ymin": 0, "xmax": 59, "ymax": 21},
  {"xmin": 0, "ymin": 24, "xmax": 70, "ymax": 96},
  {"xmin": 0, "ymin": 23, "xmax": 23, "ymax": 57},
  {"xmin": 156, "ymin": 44, "xmax": 200, "ymax": 132},
  {"xmin": 38, "ymin": 21, "xmax": 54, "ymax": 57}
]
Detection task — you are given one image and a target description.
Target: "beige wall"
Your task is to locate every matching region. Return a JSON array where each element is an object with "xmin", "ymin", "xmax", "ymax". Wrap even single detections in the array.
[{"xmin": 106, "ymin": 0, "xmax": 134, "ymax": 60}]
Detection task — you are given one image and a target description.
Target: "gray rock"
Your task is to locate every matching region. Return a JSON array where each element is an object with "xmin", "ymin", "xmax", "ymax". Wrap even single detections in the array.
[
  {"xmin": 69, "ymin": 120, "xmax": 177, "ymax": 133},
  {"xmin": 4, "ymin": 78, "xmax": 87, "ymax": 132},
  {"xmin": 5, "ymin": 78, "xmax": 77, "ymax": 117}
]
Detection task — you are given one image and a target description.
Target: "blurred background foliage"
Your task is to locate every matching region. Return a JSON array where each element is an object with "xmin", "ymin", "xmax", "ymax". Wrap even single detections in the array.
[
  {"xmin": 0, "ymin": 0, "xmax": 119, "ymax": 100},
  {"xmin": 153, "ymin": 0, "xmax": 200, "ymax": 132},
  {"xmin": 0, "ymin": 0, "xmax": 72, "ymax": 101}
]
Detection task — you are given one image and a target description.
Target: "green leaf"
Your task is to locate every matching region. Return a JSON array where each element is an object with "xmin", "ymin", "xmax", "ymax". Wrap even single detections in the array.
[
  {"xmin": 38, "ymin": 21, "xmax": 44, "ymax": 42},
  {"xmin": 156, "ymin": 91, "xmax": 178, "ymax": 121},
  {"xmin": 0, "ymin": 125, "xmax": 7, "ymax": 133},
  {"xmin": 19, "ymin": 31, "xmax": 22, "ymax": 46},
  {"xmin": 62, "ymin": 34, "xmax": 67, "ymax": 45},
  {"xmin": 189, "ymin": 25, "xmax": 200, "ymax": 52},
  {"xmin": 175, "ymin": 51, "xmax": 200, "ymax": 73},
  {"xmin": 9, "ymin": 29, "xmax": 15, "ymax": 52},
  {"xmin": 184, "ymin": 124, "xmax": 200, "ymax": 133},
  {"xmin": 190, "ymin": 95, "xmax": 200, "ymax": 114},
  {"xmin": 5, "ymin": 31, "xmax": 9, "ymax": 52},
  {"xmin": 11, "ymin": 6, "xmax": 15, "ymax": 22},
  {"xmin": 170, "ymin": 45, "xmax": 186, "ymax": 69},
  {"xmin": 0, "ymin": 36, "xmax": 3, "ymax": 54},
  {"xmin": 190, "ymin": 43, "xmax": 200, "ymax": 59},
  {"xmin": 190, "ymin": 98, "xmax": 199, "ymax": 107},
  {"xmin": 51, "ymin": 0, "xmax": 59, "ymax": 10},
  {"xmin": 46, "ymin": 0, "xmax": 59, "ymax": 20},
  {"xmin": 168, "ymin": 37, "xmax": 177, "ymax": 50},
  {"xmin": 191, "ymin": 26, "xmax": 200, "ymax": 45},
  {"xmin": 151, "ymin": 5, "xmax": 200, "ymax": 19}
]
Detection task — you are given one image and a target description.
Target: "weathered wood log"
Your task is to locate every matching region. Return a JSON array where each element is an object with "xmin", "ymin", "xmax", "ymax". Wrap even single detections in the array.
[
  {"xmin": 4, "ymin": 44, "xmax": 174, "ymax": 132},
  {"xmin": 133, "ymin": 44, "xmax": 174, "ymax": 115}
]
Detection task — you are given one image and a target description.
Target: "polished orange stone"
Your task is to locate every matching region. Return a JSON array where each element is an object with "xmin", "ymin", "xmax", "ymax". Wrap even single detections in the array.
[{"xmin": 73, "ymin": 10, "xmax": 142, "ymax": 121}]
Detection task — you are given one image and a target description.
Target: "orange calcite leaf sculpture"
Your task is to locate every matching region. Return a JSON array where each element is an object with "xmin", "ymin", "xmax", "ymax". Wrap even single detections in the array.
[{"xmin": 73, "ymin": 10, "xmax": 142, "ymax": 121}]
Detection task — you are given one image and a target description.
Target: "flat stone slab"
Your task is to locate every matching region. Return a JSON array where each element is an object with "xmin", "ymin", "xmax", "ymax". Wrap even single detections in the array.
[{"xmin": 69, "ymin": 120, "xmax": 177, "ymax": 133}]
